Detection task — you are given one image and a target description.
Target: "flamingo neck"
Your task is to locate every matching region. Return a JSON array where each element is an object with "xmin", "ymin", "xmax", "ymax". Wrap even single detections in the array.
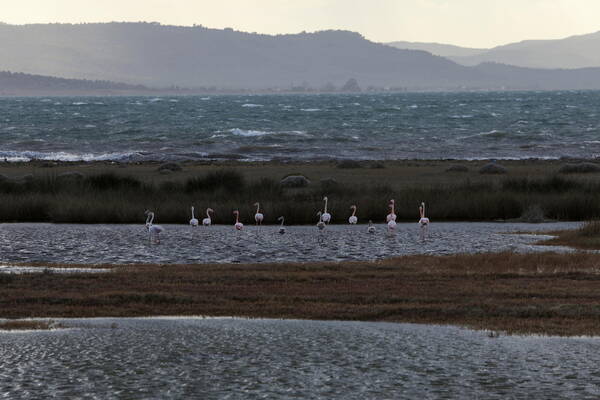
[
  {"xmin": 351, "ymin": 207, "xmax": 356, "ymax": 217},
  {"xmin": 256, "ymin": 203, "xmax": 260, "ymax": 213},
  {"xmin": 191, "ymin": 207, "xmax": 195, "ymax": 219},
  {"xmin": 324, "ymin": 198, "xmax": 328, "ymax": 213}
]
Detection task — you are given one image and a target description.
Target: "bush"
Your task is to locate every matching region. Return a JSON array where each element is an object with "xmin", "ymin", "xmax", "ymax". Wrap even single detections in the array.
[{"xmin": 185, "ymin": 169, "xmax": 244, "ymax": 193}]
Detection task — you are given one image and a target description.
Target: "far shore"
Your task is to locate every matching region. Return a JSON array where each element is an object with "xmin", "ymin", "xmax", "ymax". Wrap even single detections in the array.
[{"xmin": 2, "ymin": 252, "xmax": 600, "ymax": 336}]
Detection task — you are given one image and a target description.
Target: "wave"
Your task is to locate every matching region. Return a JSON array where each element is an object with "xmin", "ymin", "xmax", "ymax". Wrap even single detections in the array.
[
  {"xmin": 229, "ymin": 128, "xmax": 272, "ymax": 137},
  {"xmin": 301, "ymin": 108, "xmax": 321, "ymax": 112},
  {"xmin": 0, "ymin": 151, "xmax": 140, "ymax": 162},
  {"xmin": 242, "ymin": 103, "xmax": 264, "ymax": 108}
]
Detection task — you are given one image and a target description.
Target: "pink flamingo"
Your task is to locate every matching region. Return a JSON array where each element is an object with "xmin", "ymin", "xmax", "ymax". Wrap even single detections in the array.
[
  {"xmin": 348, "ymin": 205, "xmax": 358, "ymax": 224},
  {"xmin": 233, "ymin": 210, "xmax": 244, "ymax": 230}
]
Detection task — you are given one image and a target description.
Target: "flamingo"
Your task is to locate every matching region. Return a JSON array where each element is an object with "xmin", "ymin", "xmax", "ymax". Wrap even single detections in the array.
[
  {"xmin": 348, "ymin": 205, "xmax": 358, "ymax": 224},
  {"xmin": 233, "ymin": 210, "xmax": 243, "ymax": 230},
  {"xmin": 419, "ymin": 202, "xmax": 430, "ymax": 240},
  {"xmin": 254, "ymin": 202, "xmax": 264, "ymax": 225},
  {"xmin": 316, "ymin": 211, "xmax": 326, "ymax": 230},
  {"xmin": 144, "ymin": 210, "xmax": 164, "ymax": 243},
  {"xmin": 367, "ymin": 220, "xmax": 376, "ymax": 234},
  {"xmin": 386, "ymin": 199, "xmax": 397, "ymax": 223},
  {"xmin": 387, "ymin": 218, "xmax": 397, "ymax": 232},
  {"xmin": 277, "ymin": 216, "xmax": 286, "ymax": 234},
  {"xmin": 202, "ymin": 208, "xmax": 213, "ymax": 226},
  {"xmin": 321, "ymin": 197, "xmax": 331, "ymax": 224},
  {"xmin": 189, "ymin": 206, "xmax": 199, "ymax": 227}
]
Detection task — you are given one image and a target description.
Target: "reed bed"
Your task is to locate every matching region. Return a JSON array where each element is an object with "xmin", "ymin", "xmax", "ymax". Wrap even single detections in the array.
[
  {"xmin": 2, "ymin": 252, "xmax": 600, "ymax": 336},
  {"xmin": 2, "ymin": 166, "xmax": 600, "ymax": 224}
]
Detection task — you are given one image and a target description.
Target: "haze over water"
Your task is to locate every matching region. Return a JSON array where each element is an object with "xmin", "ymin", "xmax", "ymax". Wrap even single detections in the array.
[{"xmin": 1, "ymin": 91, "xmax": 599, "ymax": 162}]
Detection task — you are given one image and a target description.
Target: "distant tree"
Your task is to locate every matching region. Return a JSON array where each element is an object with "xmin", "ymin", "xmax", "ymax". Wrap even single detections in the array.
[{"xmin": 340, "ymin": 78, "xmax": 361, "ymax": 92}]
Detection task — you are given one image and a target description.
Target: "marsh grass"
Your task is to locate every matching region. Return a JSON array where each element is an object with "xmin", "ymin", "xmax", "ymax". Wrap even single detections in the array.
[
  {"xmin": 3, "ymin": 252, "xmax": 600, "ymax": 335},
  {"xmin": 541, "ymin": 220, "xmax": 600, "ymax": 249},
  {"xmin": 1, "ymin": 169, "xmax": 600, "ymax": 223}
]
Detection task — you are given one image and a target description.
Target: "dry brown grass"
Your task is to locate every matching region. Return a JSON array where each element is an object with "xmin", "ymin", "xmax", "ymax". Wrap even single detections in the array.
[
  {"xmin": 0, "ymin": 319, "xmax": 64, "ymax": 331},
  {"xmin": 2, "ymin": 252, "xmax": 600, "ymax": 336}
]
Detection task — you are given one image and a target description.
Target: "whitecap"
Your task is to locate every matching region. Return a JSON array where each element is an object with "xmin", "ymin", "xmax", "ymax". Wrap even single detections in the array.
[
  {"xmin": 200, "ymin": 97, "xmax": 211, "ymax": 101},
  {"xmin": 84, "ymin": 124, "xmax": 96, "ymax": 128},
  {"xmin": 242, "ymin": 103, "xmax": 264, "ymax": 108},
  {"xmin": 230, "ymin": 128, "xmax": 272, "ymax": 137},
  {"xmin": 301, "ymin": 108, "xmax": 321, "ymax": 112},
  {"xmin": 72, "ymin": 102, "xmax": 88, "ymax": 106},
  {"xmin": 169, "ymin": 99, "xmax": 179, "ymax": 103}
]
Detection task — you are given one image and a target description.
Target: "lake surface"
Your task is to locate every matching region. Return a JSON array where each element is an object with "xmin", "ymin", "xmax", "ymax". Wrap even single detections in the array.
[
  {"xmin": 1, "ymin": 318, "xmax": 598, "ymax": 399},
  {"xmin": 1, "ymin": 91, "xmax": 600, "ymax": 162},
  {"xmin": 0, "ymin": 222, "xmax": 578, "ymax": 265}
]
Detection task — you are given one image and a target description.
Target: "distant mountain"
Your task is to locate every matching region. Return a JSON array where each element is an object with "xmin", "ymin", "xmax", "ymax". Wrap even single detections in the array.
[
  {"xmin": 387, "ymin": 41, "xmax": 486, "ymax": 58},
  {"xmin": 0, "ymin": 70, "xmax": 149, "ymax": 95},
  {"xmin": 388, "ymin": 31, "xmax": 600, "ymax": 69},
  {"xmin": 3, "ymin": 23, "xmax": 600, "ymax": 91}
]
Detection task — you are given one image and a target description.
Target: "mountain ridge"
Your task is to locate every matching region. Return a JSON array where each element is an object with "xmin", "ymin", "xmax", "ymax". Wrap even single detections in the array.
[{"xmin": 2, "ymin": 22, "xmax": 600, "ymax": 91}]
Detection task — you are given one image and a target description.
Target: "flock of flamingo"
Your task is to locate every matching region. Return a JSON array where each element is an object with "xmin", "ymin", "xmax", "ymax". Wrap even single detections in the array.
[{"xmin": 144, "ymin": 197, "xmax": 430, "ymax": 244}]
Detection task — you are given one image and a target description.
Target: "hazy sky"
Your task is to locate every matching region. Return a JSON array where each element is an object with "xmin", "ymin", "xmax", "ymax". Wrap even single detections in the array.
[{"xmin": 4, "ymin": 0, "xmax": 600, "ymax": 48}]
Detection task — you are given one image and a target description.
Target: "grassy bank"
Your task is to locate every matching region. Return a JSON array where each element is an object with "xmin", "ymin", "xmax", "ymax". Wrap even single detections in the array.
[
  {"xmin": 2, "ymin": 159, "xmax": 600, "ymax": 223},
  {"xmin": 2, "ymin": 252, "xmax": 600, "ymax": 336}
]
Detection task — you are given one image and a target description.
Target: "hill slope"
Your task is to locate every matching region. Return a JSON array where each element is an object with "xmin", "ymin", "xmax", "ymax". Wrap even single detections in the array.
[
  {"xmin": 388, "ymin": 31, "xmax": 600, "ymax": 69},
  {"xmin": 2, "ymin": 23, "xmax": 600, "ymax": 90}
]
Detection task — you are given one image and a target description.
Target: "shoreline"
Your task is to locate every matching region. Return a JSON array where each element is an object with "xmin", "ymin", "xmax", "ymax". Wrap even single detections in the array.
[{"xmin": 3, "ymin": 252, "xmax": 600, "ymax": 336}]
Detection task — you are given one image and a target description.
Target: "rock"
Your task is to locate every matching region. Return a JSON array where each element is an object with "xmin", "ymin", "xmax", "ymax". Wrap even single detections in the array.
[
  {"xmin": 446, "ymin": 165, "xmax": 469, "ymax": 172},
  {"xmin": 57, "ymin": 172, "xmax": 84, "ymax": 182},
  {"xmin": 157, "ymin": 162, "xmax": 182, "ymax": 172},
  {"xmin": 336, "ymin": 160, "xmax": 362, "ymax": 169},
  {"xmin": 280, "ymin": 175, "xmax": 310, "ymax": 188},
  {"xmin": 558, "ymin": 163, "xmax": 600, "ymax": 174},
  {"xmin": 479, "ymin": 162, "xmax": 507, "ymax": 174}
]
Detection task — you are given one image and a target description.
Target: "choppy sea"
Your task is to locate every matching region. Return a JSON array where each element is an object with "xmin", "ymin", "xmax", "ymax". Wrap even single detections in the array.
[{"xmin": 1, "ymin": 91, "xmax": 599, "ymax": 162}]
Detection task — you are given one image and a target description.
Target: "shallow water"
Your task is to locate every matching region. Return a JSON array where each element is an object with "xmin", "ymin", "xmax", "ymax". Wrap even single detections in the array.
[
  {"xmin": 0, "ymin": 318, "xmax": 598, "ymax": 399},
  {"xmin": 0, "ymin": 222, "xmax": 578, "ymax": 265},
  {"xmin": 1, "ymin": 92, "xmax": 600, "ymax": 162}
]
